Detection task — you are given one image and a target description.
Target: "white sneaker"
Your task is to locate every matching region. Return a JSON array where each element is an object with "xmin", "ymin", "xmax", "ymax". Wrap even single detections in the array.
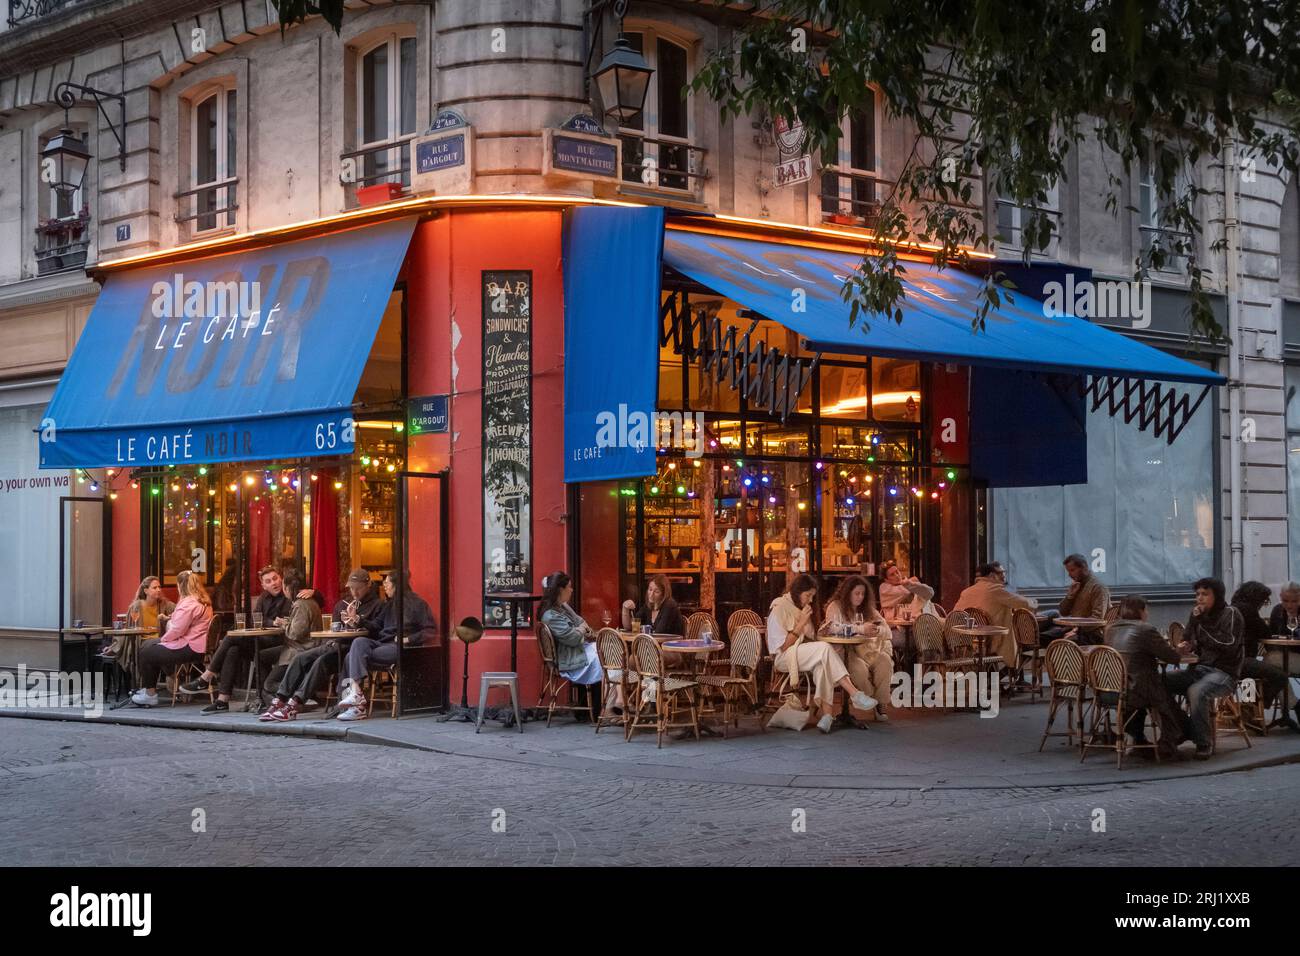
[
  {"xmin": 337, "ymin": 680, "xmax": 364, "ymax": 708},
  {"xmin": 816, "ymin": 714, "xmax": 834, "ymax": 734},
  {"xmin": 130, "ymin": 689, "xmax": 158, "ymax": 708},
  {"xmin": 850, "ymin": 691, "xmax": 878, "ymax": 711},
  {"xmin": 337, "ymin": 705, "xmax": 367, "ymax": 722}
]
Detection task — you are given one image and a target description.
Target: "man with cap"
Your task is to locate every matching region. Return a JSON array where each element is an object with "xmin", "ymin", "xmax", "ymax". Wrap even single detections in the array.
[{"xmin": 260, "ymin": 569, "xmax": 381, "ymax": 722}]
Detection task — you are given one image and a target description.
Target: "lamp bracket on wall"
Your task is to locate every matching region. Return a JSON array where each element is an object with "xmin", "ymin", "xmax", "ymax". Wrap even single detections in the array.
[{"xmin": 54, "ymin": 81, "xmax": 127, "ymax": 171}]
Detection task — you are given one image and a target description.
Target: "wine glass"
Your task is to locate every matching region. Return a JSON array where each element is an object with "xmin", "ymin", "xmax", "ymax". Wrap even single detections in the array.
[{"xmin": 601, "ymin": 608, "xmax": 612, "ymax": 628}]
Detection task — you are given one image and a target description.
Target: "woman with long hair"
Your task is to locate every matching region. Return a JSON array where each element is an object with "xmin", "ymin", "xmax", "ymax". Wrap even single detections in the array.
[
  {"xmin": 620, "ymin": 573, "xmax": 685, "ymax": 636},
  {"xmin": 767, "ymin": 574, "xmax": 877, "ymax": 733},
  {"xmin": 1231, "ymin": 581, "xmax": 1294, "ymax": 731},
  {"xmin": 540, "ymin": 571, "xmax": 622, "ymax": 716},
  {"xmin": 106, "ymin": 575, "xmax": 176, "ymax": 666},
  {"xmin": 131, "ymin": 570, "xmax": 213, "ymax": 708},
  {"xmin": 820, "ymin": 574, "xmax": 893, "ymax": 721}
]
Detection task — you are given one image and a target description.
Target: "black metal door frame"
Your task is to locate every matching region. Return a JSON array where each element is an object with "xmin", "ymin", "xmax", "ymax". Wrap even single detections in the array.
[
  {"xmin": 395, "ymin": 468, "xmax": 450, "ymax": 716},
  {"xmin": 58, "ymin": 494, "xmax": 112, "ymax": 673}
]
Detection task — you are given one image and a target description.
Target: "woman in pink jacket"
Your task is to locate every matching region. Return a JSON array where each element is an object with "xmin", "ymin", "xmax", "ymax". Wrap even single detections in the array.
[{"xmin": 131, "ymin": 570, "xmax": 214, "ymax": 708}]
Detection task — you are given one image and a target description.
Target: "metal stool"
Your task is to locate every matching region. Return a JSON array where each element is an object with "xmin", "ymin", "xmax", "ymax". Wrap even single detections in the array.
[{"xmin": 476, "ymin": 671, "xmax": 523, "ymax": 733}]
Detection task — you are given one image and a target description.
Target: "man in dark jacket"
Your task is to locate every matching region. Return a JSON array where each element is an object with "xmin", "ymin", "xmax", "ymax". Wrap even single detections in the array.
[
  {"xmin": 260, "ymin": 569, "xmax": 382, "ymax": 722},
  {"xmin": 335, "ymin": 571, "xmax": 437, "ymax": 720},
  {"xmin": 1232, "ymin": 582, "xmax": 1297, "ymax": 732},
  {"xmin": 1166, "ymin": 577, "xmax": 1243, "ymax": 759},
  {"xmin": 1104, "ymin": 595, "xmax": 1191, "ymax": 757}
]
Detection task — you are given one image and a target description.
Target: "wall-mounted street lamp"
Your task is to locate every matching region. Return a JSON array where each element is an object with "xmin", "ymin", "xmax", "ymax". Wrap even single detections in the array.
[
  {"xmin": 48, "ymin": 81, "xmax": 127, "ymax": 174},
  {"xmin": 40, "ymin": 126, "xmax": 91, "ymax": 210},
  {"xmin": 584, "ymin": 0, "xmax": 653, "ymax": 123}
]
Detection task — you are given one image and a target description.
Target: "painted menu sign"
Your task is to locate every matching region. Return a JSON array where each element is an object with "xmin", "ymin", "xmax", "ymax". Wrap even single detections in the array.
[{"xmin": 481, "ymin": 271, "xmax": 533, "ymax": 626}]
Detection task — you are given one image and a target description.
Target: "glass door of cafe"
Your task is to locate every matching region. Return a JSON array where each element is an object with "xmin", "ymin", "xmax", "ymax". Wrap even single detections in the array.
[
  {"xmin": 394, "ymin": 469, "xmax": 449, "ymax": 715},
  {"xmin": 59, "ymin": 495, "xmax": 111, "ymax": 672}
]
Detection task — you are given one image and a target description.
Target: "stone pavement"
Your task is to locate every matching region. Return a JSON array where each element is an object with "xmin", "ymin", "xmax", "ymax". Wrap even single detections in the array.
[
  {"xmin": 4, "ymin": 683, "xmax": 1298, "ymax": 789},
  {"xmin": 1, "ymin": 718, "xmax": 1296, "ymax": 866}
]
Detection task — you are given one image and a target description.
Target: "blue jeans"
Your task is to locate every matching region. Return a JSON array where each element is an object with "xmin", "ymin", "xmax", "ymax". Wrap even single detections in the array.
[{"xmin": 1163, "ymin": 665, "xmax": 1234, "ymax": 747}]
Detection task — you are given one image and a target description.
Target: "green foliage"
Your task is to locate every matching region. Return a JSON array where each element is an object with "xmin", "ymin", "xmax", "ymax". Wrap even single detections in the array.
[{"xmin": 693, "ymin": 0, "xmax": 1300, "ymax": 341}]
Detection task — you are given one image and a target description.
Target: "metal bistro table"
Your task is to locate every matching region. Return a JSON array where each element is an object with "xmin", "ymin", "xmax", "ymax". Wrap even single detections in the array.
[
  {"xmin": 662, "ymin": 638, "xmax": 726, "ymax": 738},
  {"xmin": 1056, "ymin": 616, "xmax": 1107, "ymax": 644},
  {"xmin": 952, "ymin": 624, "xmax": 1009, "ymax": 668},
  {"xmin": 1260, "ymin": 638, "xmax": 1300, "ymax": 727},
  {"xmin": 106, "ymin": 628, "xmax": 159, "ymax": 709},
  {"xmin": 819, "ymin": 634, "xmax": 871, "ymax": 729},
  {"xmin": 491, "ymin": 592, "xmax": 545, "ymax": 673},
  {"xmin": 61, "ymin": 625, "xmax": 105, "ymax": 676},
  {"xmin": 224, "ymin": 627, "xmax": 285, "ymax": 712},
  {"xmin": 307, "ymin": 628, "xmax": 369, "ymax": 707}
]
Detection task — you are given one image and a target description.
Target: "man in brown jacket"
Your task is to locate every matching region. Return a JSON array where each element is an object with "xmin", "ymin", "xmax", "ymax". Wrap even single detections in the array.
[
  {"xmin": 1041, "ymin": 553, "xmax": 1111, "ymax": 645},
  {"xmin": 1104, "ymin": 595, "xmax": 1191, "ymax": 758}
]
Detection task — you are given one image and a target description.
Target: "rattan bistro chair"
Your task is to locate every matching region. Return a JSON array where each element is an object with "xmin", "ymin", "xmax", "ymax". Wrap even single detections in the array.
[
  {"xmin": 961, "ymin": 607, "xmax": 992, "ymax": 627},
  {"xmin": 1080, "ymin": 646, "xmax": 1158, "ymax": 768},
  {"xmin": 626, "ymin": 634, "xmax": 700, "ymax": 747},
  {"xmin": 1038, "ymin": 639, "xmax": 1090, "ymax": 751},
  {"xmin": 535, "ymin": 622, "xmax": 593, "ymax": 726},
  {"xmin": 686, "ymin": 611, "xmax": 719, "ymax": 642},
  {"xmin": 726, "ymin": 608, "xmax": 764, "ymax": 638},
  {"xmin": 167, "ymin": 614, "xmax": 223, "ymax": 706},
  {"xmin": 1211, "ymin": 684, "xmax": 1255, "ymax": 753},
  {"xmin": 1011, "ymin": 607, "xmax": 1046, "ymax": 701},
  {"xmin": 594, "ymin": 628, "xmax": 630, "ymax": 735},
  {"xmin": 695, "ymin": 625, "xmax": 764, "ymax": 737},
  {"xmin": 1166, "ymin": 620, "xmax": 1185, "ymax": 646}
]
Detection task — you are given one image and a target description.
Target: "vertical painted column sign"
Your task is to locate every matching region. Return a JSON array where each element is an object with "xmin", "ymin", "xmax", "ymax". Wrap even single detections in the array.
[{"xmin": 481, "ymin": 271, "xmax": 533, "ymax": 626}]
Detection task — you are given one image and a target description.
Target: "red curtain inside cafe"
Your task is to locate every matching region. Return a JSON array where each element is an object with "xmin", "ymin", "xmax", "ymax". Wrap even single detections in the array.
[
  {"xmin": 311, "ymin": 469, "xmax": 340, "ymax": 610},
  {"xmin": 247, "ymin": 497, "xmax": 272, "ymax": 595}
]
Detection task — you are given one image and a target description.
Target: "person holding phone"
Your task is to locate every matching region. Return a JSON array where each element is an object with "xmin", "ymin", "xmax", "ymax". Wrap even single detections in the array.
[
  {"xmin": 819, "ymin": 574, "xmax": 892, "ymax": 721},
  {"xmin": 768, "ymin": 574, "xmax": 878, "ymax": 734}
]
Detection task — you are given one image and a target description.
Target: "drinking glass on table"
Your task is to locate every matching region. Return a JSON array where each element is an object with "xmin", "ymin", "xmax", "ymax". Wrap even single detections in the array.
[
  {"xmin": 631, "ymin": 616, "xmax": 641, "ymax": 632},
  {"xmin": 234, "ymin": 612, "xmax": 246, "ymax": 630},
  {"xmin": 252, "ymin": 611, "xmax": 264, "ymax": 629}
]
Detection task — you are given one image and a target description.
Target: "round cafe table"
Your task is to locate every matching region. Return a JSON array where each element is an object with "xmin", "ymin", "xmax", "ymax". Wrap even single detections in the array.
[
  {"xmin": 1259, "ymin": 638, "xmax": 1300, "ymax": 725},
  {"xmin": 224, "ymin": 627, "xmax": 285, "ymax": 711},
  {"xmin": 61, "ymin": 625, "xmax": 105, "ymax": 676},
  {"xmin": 1057, "ymin": 617, "xmax": 1106, "ymax": 644},
  {"xmin": 819, "ymin": 634, "xmax": 871, "ymax": 729},
  {"xmin": 661, "ymin": 639, "xmax": 726, "ymax": 738},
  {"xmin": 951, "ymin": 624, "xmax": 1009, "ymax": 665}
]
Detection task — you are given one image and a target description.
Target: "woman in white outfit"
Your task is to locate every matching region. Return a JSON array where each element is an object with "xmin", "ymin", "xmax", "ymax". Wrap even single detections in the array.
[
  {"xmin": 820, "ymin": 574, "xmax": 893, "ymax": 721},
  {"xmin": 767, "ymin": 574, "xmax": 878, "ymax": 733},
  {"xmin": 877, "ymin": 560, "xmax": 935, "ymax": 656}
]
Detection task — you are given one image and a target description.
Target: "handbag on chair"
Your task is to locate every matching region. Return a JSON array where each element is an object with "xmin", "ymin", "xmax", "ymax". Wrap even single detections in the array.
[{"xmin": 766, "ymin": 633, "xmax": 810, "ymax": 730}]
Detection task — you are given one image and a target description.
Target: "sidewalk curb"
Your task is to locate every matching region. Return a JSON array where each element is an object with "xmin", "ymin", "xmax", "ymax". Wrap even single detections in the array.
[{"xmin": 4, "ymin": 707, "xmax": 1298, "ymax": 790}]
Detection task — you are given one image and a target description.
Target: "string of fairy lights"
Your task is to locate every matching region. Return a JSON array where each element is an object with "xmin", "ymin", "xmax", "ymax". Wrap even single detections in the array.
[{"xmin": 626, "ymin": 429, "xmax": 962, "ymax": 512}]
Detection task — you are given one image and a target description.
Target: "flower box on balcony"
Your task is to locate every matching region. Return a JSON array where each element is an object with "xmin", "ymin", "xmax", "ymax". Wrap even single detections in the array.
[{"xmin": 356, "ymin": 183, "xmax": 405, "ymax": 207}]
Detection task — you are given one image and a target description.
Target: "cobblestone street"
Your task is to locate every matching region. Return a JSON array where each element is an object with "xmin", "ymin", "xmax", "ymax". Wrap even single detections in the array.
[{"xmin": 0, "ymin": 718, "xmax": 1293, "ymax": 866}]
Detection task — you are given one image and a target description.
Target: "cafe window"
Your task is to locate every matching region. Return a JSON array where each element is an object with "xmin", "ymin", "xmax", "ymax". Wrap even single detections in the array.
[
  {"xmin": 1139, "ymin": 147, "xmax": 1192, "ymax": 274},
  {"xmin": 191, "ymin": 86, "xmax": 237, "ymax": 232},
  {"xmin": 619, "ymin": 28, "xmax": 695, "ymax": 192},
  {"xmin": 991, "ymin": 390, "xmax": 1215, "ymax": 589},
  {"xmin": 355, "ymin": 33, "xmax": 417, "ymax": 187},
  {"xmin": 821, "ymin": 94, "xmax": 881, "ymax": 225}
]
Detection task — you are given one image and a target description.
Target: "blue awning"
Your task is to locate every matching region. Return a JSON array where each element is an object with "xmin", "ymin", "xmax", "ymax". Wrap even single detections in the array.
[
  {"xmin": 662, "ymin": 230, "xmax": 1224, "ymax": 386},
  {"xmin": 39, "ymin": 217, "xmax": 416, "ymax": 470}
]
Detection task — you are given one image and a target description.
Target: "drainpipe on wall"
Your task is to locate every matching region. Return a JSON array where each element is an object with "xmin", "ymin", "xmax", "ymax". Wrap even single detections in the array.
[{"xmin": 1225, "ymin": 140, "xmax": 1244, "ymax": 591}]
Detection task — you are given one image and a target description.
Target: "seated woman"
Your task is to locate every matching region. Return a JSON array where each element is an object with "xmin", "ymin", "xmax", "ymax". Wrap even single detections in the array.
[
  {"xmin": 819, "ymin": 574, "xmax": 893, "ymax": 722},
  {"xmin": 106, "ymin": 575, "xmax": 175, "ymax": 665},
  {"xmin": 130, "ymin": 570, "xmax": 213, "ymax": 707},
  {"xmin": 877, "ymin": 560, "xmax": 935, "ymax": 656},
  {"xmin": 767, "ymin": 574, "xmax": 877, "ymax": 733},
  {"xmin": 620, "ymin": 574, "xmax": 686, "ymax": 636},
  {"xmin": 541, "ymin": 572, "xmax": 623, "ymax": 717},
  {"xmin": 1232, "ymin": 581, "xmax": 1296, "ymax": 731}
]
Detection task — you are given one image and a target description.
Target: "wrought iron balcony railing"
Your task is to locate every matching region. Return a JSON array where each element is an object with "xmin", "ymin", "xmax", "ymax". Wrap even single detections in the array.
[{"xmin": 8, "ymin": 0, "xmax": 86, "ymax": 29}]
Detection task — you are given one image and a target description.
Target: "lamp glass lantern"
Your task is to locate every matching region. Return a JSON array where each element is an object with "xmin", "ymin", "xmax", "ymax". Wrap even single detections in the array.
[
  {"xmin": 593, "ymin": 34, "xmax": 653, "ymax": 123},
  {"xmin": 41, "ymin": 129, "xmax": 90, "ymax": 219}
]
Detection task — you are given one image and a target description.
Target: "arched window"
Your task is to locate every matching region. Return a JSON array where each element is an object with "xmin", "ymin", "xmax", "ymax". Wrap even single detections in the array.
[{"xmin": 354, "ymin": 33, "xmax": 417, "ymax": 187}]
